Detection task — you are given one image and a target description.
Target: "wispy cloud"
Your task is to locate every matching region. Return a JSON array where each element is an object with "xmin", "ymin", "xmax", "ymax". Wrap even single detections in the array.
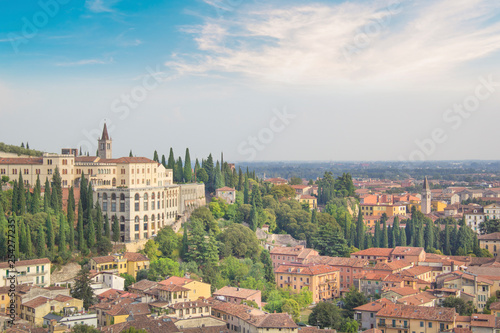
[
  {"xmin": 85, "ymin": 0, "xmax": 120, "ymax": 13},
  {"xmin": 56, "ymin": 57, "xmax": 114, "ymax": 67},
  {"xmin": 167, "ymin": 0, "xmax": 500, "ymax": 84}
]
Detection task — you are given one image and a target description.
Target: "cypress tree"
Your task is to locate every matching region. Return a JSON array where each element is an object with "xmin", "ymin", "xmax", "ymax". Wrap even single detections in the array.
[
  {"xmin": 43, "ymin": 178, "xmax": 51, "ymax": 212},
  {"xmin": 444, "ymin": 221, "xmax": 451, "ymax": 255},
  {"xmin": 59, "ymin": 214, "xmax": 66, "ymax": 255},
  {"xmin": 19, "ymin": 220, "xmax": 27, "ymax": 255},
  {"xmin": 311, "ymin": 210, "xmax": 318, "ymax": 224},
  {"xmin": 237, "ymin": 168, "xmax": 244, "ymax": 191},
  {"xmin": 112, "ymin": 215, "xmax": 120, "ymax": 243},
  {"xmin": 417, "ymin": 221, "xmax": 424, "ymax": 248},
  {"xmin": 161, "ymin": 154, "xmax": 167, "ymax": 168},
  {"xmin": 175, "ymin": 157, "xmax": 184, "ymax": 183},
  {"xmin": 104, "ymin": 214, "xmax": 110, "ymax": 239},
  {"xmin": 204, "ymin": 154, "xmax": 214, "ymax": 191},
  {"xmin": 184, "ymin": 148, "xmax": 192, "ymax": 183},
  {"xmin": 243, "ymin": 177, "xmax": 250, "ymax": 204},
  {"xmin": 400, "ymin": 228, "xmax": 407, "ymax": 246},
  {"xmin": 452, "ymin": 223, "xmax": 459, "ymax": 254},
  {"xmin": 153, "ymin": 150, "xmax": 159, "ymax": 162},
  {"xmin": 167, "ymin": 148, "xmax": 175, "ymax": 170},
  {"xmin": 26, "ymin": 224, "xmax": 33, "ymax": 259},
  {"xmin": 388, "ymin": 225, "xmax": 393, "ymax": 248},
  {"xmin": 181, "ymin": 225, "xmax": 189, "ymax": 260},
  {"xmin": 36, "ymin": 224, "xmax": 46, "ymax": 258},
  {"xmin": 51, "ymin": 186, "xmax": 58, "ymax": 213},
  {"xmin": 382, "ymin": 217, "xmax": 388, "ymax": 248},
  {"xmin": 373, "ymin": 222, "xmax": 381, "ymax": 247},
  {"xmin": 46, "ymin": 214, "xmax": 54, "ymax": 256},
  {"xmin": 129, "ymin": 150, "xmax": 133, "ymax": 157},
  {"xmin": 95, "ymin": 203, "xmax": 103, "ymax": 243},
  {"xmin": 80, "ymin": 173, "xmax": 87, "ymax": 213},
  {"xmin": 25, "ymin": 190, "xmax": 31, "ymax": 214},
  {"xmin": 78, "ymin": 202, "xmax": 85, "ymax": 252},
  {"xmin": 356, "ymin": 207, "xmax": 365, "ymax": 250},
  {"xmin": 87, "ymin": 214, "xmax": 95, "ymax": 249},
  {"xmin": 349, "ymin": 225, "xmax": 357, "ymax": 248},
  {"xmin": 52, "ymin": 166, "xmax": 62, "ymax": 212},
  {"xmin": 86, "ymin": 181, "xmax": 93, "ymax": 221},
  {"xmin": 31, "ymin": 175, "xmax": 41, "ymax": 214},
  {"xmin": 393, "ymin": 216, "xmax": 400, "ymax": 246},
  {"xmin": 249, "ymin": 202, "xmax": 258, "ymax": 231},
  {"xmin": 14, "ymin": 216, "xmax": 19, "ymax": 260},
  {"xmin": 424, "ymin": 220, "xmax": 434, "ymax": 250},
  {"xmin": 0, "ymin": 205, "xmax": 7, "ymax": 258},
  {"xmin": 18, "ymin": 173, "xmax": 26, "ymax": 215},
  {"xmin": 12, "ymin": 181, "xmax": 18, "ymax": 215}
]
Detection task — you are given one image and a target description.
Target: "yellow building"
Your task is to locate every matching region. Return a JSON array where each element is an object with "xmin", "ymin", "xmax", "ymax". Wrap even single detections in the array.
[
  {"xmin": 274, "ymin": 264, "xmax": 340, "ymax": 303},
  {"xmin": 431, "ymin": 200, "xmax": 447, "ymax": 212},
  {"xmin": 376, "ymin": 304, "xmax": 456, "ymax": 333},
  {"xmin": 360, "ymin": 203, "xmax": 407, "ymax": 217},
  {"xmin": 0, "ymin": 287, "xmax": 9, "ymax": 314},
  {"xmin": 298, "ymin": 195, "xmax": 317, "ymax": 210},
  {"xmin": 20, "ymin": 295, "xmax": 83, "ymax": 327},
  {"xmin": 159, "ymin": 276, "xmax": 211, "ymax": 302},
  {"xmin": 104, "ymin": 303, "xmax": 150, "ymax": 326},
  {"xmin": 89, "ymin": 252, "xmax": 150, "ymax": 279},
  {"xmin": 478, "ymin": 232, "xmax": 500, "ymax": 257}
]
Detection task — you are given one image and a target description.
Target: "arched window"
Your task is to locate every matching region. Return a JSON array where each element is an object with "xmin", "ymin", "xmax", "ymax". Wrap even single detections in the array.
[
  {"xmin": 119, "ymin": 193, "xmax": 125, "ymax": 212},
  {"xmin": 143, "ymin": 215, "xmax": 148, "ymax": 222},
  {"xmin": 152, "ymin": 193, "xmax": 155, "ymax": 200},
  {"xmin": 151, "ymin": 214, "xmax": 155, "ymax": 221},
  {"xmin": 135, "ymin": 194, "xmax": 140, "ymax": 211},
  {"xmin": 103, "ymin": 193, "xmax": 108, "ymax": 200},
  {"xmin": 111, "ymin": 193, "xmax": 117, "ymax": 212},
  {"xmin": 144, "ymin": 193, "xmax": 148, "ymax": 211},
  {"xmin": 120, "ymin": 216, "xmax": 125, "ymax": 223},
  {"xmin": 120, "ymin": 193, "xmax": 125, "ymax": 200},
  {"xmin": 135, "ymin": 216, "xmax": 140, "ymax": 223}
]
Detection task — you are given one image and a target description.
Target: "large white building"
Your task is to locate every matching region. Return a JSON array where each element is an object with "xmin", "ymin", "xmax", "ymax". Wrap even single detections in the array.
[{"xmin": 0, "ymin": 125, "xmax": 206, "ymax": 242}]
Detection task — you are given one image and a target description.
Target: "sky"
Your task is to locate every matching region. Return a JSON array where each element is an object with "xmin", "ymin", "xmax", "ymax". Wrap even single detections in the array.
[{"xmin": 1, "ymin": 0, "xmax": 500, "ymax": 162}]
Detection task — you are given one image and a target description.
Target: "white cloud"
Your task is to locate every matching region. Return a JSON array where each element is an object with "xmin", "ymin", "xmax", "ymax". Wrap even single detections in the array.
[
  {"xmin": 85, "ymin": 0, "xmax": 119, "ymax": 13},
  {"xmin": 167, "ymin": 0, "xmax": 500, "ymax": 84},
  {"xmin": 56, "ymin": 57, "xmax": 114, "ymax": 67}
]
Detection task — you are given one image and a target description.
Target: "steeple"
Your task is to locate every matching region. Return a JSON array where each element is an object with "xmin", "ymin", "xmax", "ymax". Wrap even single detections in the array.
[
  {"xmin": 421, "ymin": 176, "xmax": 431, "ymax": 214},
  {"xmin": 423, "ymin": 176, "xmax": 430, "ymax": 192},
  {"xmin": 97, "ymin": 123, "xmax": 112, "ymax": 159}
]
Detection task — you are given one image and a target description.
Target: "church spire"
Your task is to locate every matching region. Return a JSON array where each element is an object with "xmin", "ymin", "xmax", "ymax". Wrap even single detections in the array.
[{"xmin": 101, "ymin": 123, "xmax": 110, "ymax": 141}]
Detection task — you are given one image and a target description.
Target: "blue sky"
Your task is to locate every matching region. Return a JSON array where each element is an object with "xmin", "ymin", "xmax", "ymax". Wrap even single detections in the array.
[{"xmin": 1, "ymin": 0, "xmax": 500, "ymax": 162}]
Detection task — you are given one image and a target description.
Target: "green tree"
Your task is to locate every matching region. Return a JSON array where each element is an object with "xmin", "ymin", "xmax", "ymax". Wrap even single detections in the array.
[
  {"xmin": 356, "ymin": 207, "xmax": 364, "ymax": 250},
  {"xmin": 393, "ymin": 216, "xmax": 400, "ymax": 246},
  {"xmin": 43, "ymin": 178, "xmax": 51, "ymax": 212},
  {"xmin": 243, "ymin": 177, "xmax": 250, "ymax": 204},
  {"xmin": 374, "ymin": 221, "xmax": 381, "ymax": 247},
  {"xmin": 103, "ymin": 214, "xmax": 110, "ymax": 239},
  {"xmin": 71, "ymin": 324, "xmax": 101, "ymax": 333},
  {"xmin": 175, "ymin": 157, "xmax": 184, "ymax": 183},
  {"xmin": 52, "ymin": 166, "xmax": 62, "ymax": 212},
  {"xmin": 86, "ymin": 214, "xmax": 96, "ymax": 249},
  {"xmin": 441, "ymin": 296, "xmax": 474, "ymax": 315},
  {"xmin": 218, "ymin": 224, "xmax": 261, "ymax": 259},
  {"xmin": 18, "ymin": 173, "xmax": 26, "ymax": 215},
  {"xmin": 147, "ymin": 258, "xmax": 183, "ymax": 281},
  {"xmin": 120, "ymin": 273, "xmax": 136, "ymax": 291},
  {"xmin": 26, "ymin": 224, "xmax": 33, "ymax": 259},
  {"xmin": 196, "ymin": 168, "xmax": 208, "ymax": 183},
  {"xmin": 309, "ymin": 302, "xmax": 343, "ymax": 329},
  {"xmin": 31, "ymin": 175, "xmax": 41, "ymax": 214},
  {"xmin": 46, "ymin": 214, "xmax": 55, "ymax": 256},
  {"xmin": 71, "ymin": 267, "xmax": 96, "ymax": 310},
  {"xmin": 343, "ymin": 287, "xmax": 369, "ymax": 318},
  {"xmin": 112, "ymin": 215, "xmax": 120, "ymax": 243},
  {"xmin": 382, "ymin": 214, "xmax": 388, "ymax": 248},
  {"xmin": 153, "ymin": 150, "xmax": 159, "ymax": 162},
  {"xmin": 59, "ymin": 214, "xmax": 66, "ymax": 255},
  {"xmin": 180, "ymin": 225, "xmax": 189, "ymax": 260},
  {"xmin": 95, "ymin": 203, "xmax": 103, "ymax": 243},
  {"xmin": 143, "ymin": 239, "xmax": 161, "ymax": 261},
  {"xmin": 167, "ymin": 147, "xmax": 175, "ymax": 170},
  {"xmin": 260, "ymin": 249, "xmax": 274, "ymax": 283},
  {"xmin": 282, "ymin": 299, "xmax": 300, "ymax": 322},
  {"xmin": 155, "ymin": 226, "xmax": 179, "ymax": 258},
  {"xmin": 184, "ymin": 148, "xmax": 192, "ymax": 183},
  {"xmin": 36, "ymin": 224, "xmax": 46, "ymax": 258},
  {"xmin": 77, "ymin": 202, "xmax": 86, "ymax": 252}
]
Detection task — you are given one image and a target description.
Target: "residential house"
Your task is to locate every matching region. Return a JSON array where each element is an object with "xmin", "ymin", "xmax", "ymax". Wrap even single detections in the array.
[
  {"xmin": 354, "ymin": 298, "xmax": 393, "ymax": 330},
  {"xmin": 159, "ymin": 276, "xmax": 211, "ymax": 302},
  {"xmin": 274, "ymin": 264, "xmax": 340, "ymax": 303},
  {"xmin": 216, "ymin": 187, "xmax": 237, "ymax": 204},
  {"xmin": 299, "ymin": 195, "xmax": 317, "ymax": 210},
  {"xmin": 167, "ymin": 299, "xmax": 212, "ymax": 319},
  {"xmin": 479, "ymin": 233, "xmax": 500, "ymax": 257},
  {"xmin": 20, "ymin": 295, "xmax": 83, "ymax": 327},
  {"xmin": 0, "ymin": 258, "xmax": 51, "ymax": 288},
  {"xmin": 270, "ymin": 246, "xmax": 319, "ymax": 269},
  {"xmin": 436, "ymin": 271, "xmax": 492, "ymax": 309},
  {"xmin": 214, "ymin": 286, "xmax": 262, "ymax": 308}
]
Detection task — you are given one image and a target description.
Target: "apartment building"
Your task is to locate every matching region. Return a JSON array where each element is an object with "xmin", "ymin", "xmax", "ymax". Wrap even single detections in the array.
[
  {"xmin": 270, "ymin": 245, "xmax": 319, "ymax": 269},
  {"xmin": 0, "ymin": 258, "xmax": 51, "ymax": 288}
]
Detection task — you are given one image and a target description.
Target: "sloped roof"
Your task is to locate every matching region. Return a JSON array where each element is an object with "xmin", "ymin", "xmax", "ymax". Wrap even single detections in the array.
[
  {"xmin": 214, "ymin": 286, "xmax": 260, "ymax": 299},
  {"xmin": 123, "ymin": 252, "xmax": 149, "ymax": 262},
  {"xmin": 376, "ymin": 303, "xmax": 455, "ymax": 321}
]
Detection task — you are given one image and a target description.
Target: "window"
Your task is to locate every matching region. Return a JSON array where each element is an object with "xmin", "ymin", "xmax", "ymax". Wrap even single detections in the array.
[
  {"xmin": 135, "ymin": 194, "xmax": 140, "ymax": 211},
  {"xmin": 144, "ymin": 193, "xmax": 148, "ymax": 210},
  {"xmin": 420, "ymin": 322, "xmax": 424, "ymax": 327},
  {"xmin": 428, "ymin": 323, "xmax": 432, "ymax": 328}
]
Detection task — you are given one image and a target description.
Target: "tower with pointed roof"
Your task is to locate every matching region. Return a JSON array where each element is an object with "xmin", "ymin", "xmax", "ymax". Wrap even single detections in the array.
[
  {"xmin": 422, "ymin": 176, "xmax": 431, "ymax": 214},
  {"xmin": 98, "ymin": 123, "xmax": 112, "ymax": 159}
]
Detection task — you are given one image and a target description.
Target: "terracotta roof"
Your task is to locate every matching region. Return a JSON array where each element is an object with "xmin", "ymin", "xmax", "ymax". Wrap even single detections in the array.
[
  {"xmin": 168, "ymin": 299, "xmax": 211, "ymax": 310},
  {"xmin": 401, "ymin": 266, "xmax": 434, "ymax": 277},
  {"xmin": 354, "ymin": 298, "xmax": 393, "ymax": 312},
  {"xmin": 159, "ymin": 276, "xmax": 193, "ymax": 286},
  {"xmin": 23, "ymin": 296, "xmax": 50, "ymax": 308},
  {"xmin": 397, "ymin": 291, "xmax": 436, "ymax": 306},
  {"xmin": 53, "ymin": 295, "xmax": 74, "ymax": 302},
  {"xmin": 181, "ymin": 326, "xmax": 229, "ymax": 333},
  {"xmin": 216, "ymin": 187, "xmax": 236, "ymax": 191},
  {"xmin": 376, "ymin": 303, "xmax": 456, "ymax": 321},
  {"xmin": 211, "ymin": 301, "xmax": 264, "ymax": 321},
  {"xmin": 470, "ymin": 314, "xmax": 496, "ymax": 328},
  {"xmin": 303, "ymin": 256, "xmax": 368, "ymax": 268},
  {"xmin": 129, "ymin": 279, "xmax": 158, "ymax": 291},
  {"xmin": 214, "ymin": 286, "xmax": 260, "ymax": 299},
  {"xmin": 352, "ymin": 248, "xmax": 393, "ymax": 257},
  {"xmin": 0, "ymin": 258, "xmax": 51, "ymax": 269},
  {"xmin": 158, "ymin": 284, "xmax": 190, "ymax": 292},
  {"xmin": 361, "ymin": 329, "xmax": 383, "ymax": 333},
  {"xmin": 123, "ymin": 252, "xmax": 149, "ymax": 262},
  {"xmin": 478, "ymin": 233, "xmax": 500, "ymax": 240},
  {"xmin": 489, "ymin": 301, "xmax": 500, "ymax": 311},
  {"xmin": 247, "ymin": 313, "xmax": 297, "ymax": 328},
  {"xmin": 373, "ymin": 261, "xmax": 413, "ymax": 271},
  {"xmin": 0, "ymin": 157, "xmax": 43, "ymax": 165},
  {"xmin": 274, "ymin": 264, "xmax": 338, "ymax": 275},
  {"xmin": 99, "ymin": 315, "xmax": 180, "ymax": 333},
  {"xmin": 391, "ymin": 247, "xmax": 425, "ymax": 256},
  {"xmin": 384, "ymin": 287, "xmax": 419, "ymax": 297},
  {"xmin": 300, "ymin": 195, "xmax": 316, "ymax": 200},
  {"xmin": 90, "ymin": 255, "xmax": 115, "ymax": 264},
  {"xmin": 75, "ymin": 156, "xmax": 100, "ymax": 163},
  {"xmin": 270, "ymin": 245, "xmax": 306, "ymax": 255},
  {"xmin": 457, "ymin": 315, "xmax": 471, "ymax": 323}
]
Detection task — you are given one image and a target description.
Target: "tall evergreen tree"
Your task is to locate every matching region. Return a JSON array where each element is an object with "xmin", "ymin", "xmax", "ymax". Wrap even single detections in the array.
[
  {"xmin": 424, "ymin": 220, "xmax": 434, "ymax": 250},
  {"xmin": 19, "ymin": 220, "xmax": 27, "ymax": 255},
  {"xmin": 184, "ymin": 148, "xmax": 192, "ymax": 183},
  {"xmin": 26, "ymin": 224, "xmax": 33, "ymax": 259},
  {"xmin": 204, "ymin": 154, "xmax": 214, "ymax": 191},
  {"xmin": 59, "ymin": 214, "xmax": 66, "ymax": 255},
  {"xmin": 95, "ymin": 203, "xmax": 103, "ymax": 243},
  {"xmin": 46, "ymin": 214, "xmax": 54, "ymax": 256},
  {"xmin": 77, "ymin": 202, "xmax": 86, "ymax": 252},
  {"xmin": 167, "ymin": 148, "xmax": 175, "ymax": 170},
  {"xmin": 31, "ymin": 175, "xmax": 41, "ymax": 214},
  {"xmin": 43, "ymin": 182, "xmax": 50, "ymax": 213},
  {"xmin": 18, "ymin": 173, "xmax": 26, "ymax": 215},
  {"xmin": 213, "ymin": 161, "xmax": 224, "ymax": 189},
  {"xmin": 311, "ymin": 210, "xmax": 318, "ymax": 224},
  {"xmin": 251, "ymin": 184, "xmax": 262, "ymax": 209},
  {"xmin": 382, "ymin": 216, "xmax": 388, "ymax": 248},
  {"xmin": 237, "ymin": 168, "xmax": 244, "ymax": 191},
  {"xmin": 36, "ymin": 224, "xmax": 46, "ymax": 258},
  {"xmin": 161, "ymin": 154, "xmax": 167, "ymax": 168},
  {"xmin": 80, "ymin": 173, "xmax": 87, "ymax": 213},
  {"xmin": 129, "ymin": 150, "xmax": 133, "ymax": 157},
  {"xmin": 87, "ymin": 214, "xmax": 95, "ymax": 249},
  {"xmin": 243, "ymin": 177, "xmax": 250, "ymax": 204},
  {"xmin": 52, "ymin": 166, "xmax": 62, "ymax": 212},
  {"xmin": 356, "ymin": 207, "xmax": 365, "ymax": 250},
  {"xmin": 393, "ymin": 216, "xmax": 400, "ymax": 246},
  {"xmin": 175, "ymin": 157, "xmax": 184, "ymax": 183},
  {"xmin": 112, "ymin": 215, "xmax": 120, "ymax": 243},
  {"xmin": 104, "ymin": 214, "xmax": 110, "ymax": 239},
  {"xmin": 194, "ymin": 158, "xmax": 200, "ymax": 182},
  {"xmin": 180, "ymin": 225, "xmax": 189, "ymax": 260},
  {"xmin": 71, "ymin": 267, "xmax": 96, "ymax": 310},
  {"xmin": 11, "ymin": 181, "xmax": 18, "ymax": 215},
  {"xmin": 86, "ymin": 181, "xmax": 93, "ymax": 221},
  {"xmin": 204, "ymin": 231, "xmax": 219, "ymax": 266},
  {"xmin": 13, "ymin": 216, "xmax": 19, "ymax": 260},
  {"xmin": 261, "ymin": 250, "xmax": 274, "ymax": 282},
  {"xmin": 249, "ymin": 202, "xmax": 258, "ymax": 231},
  {"xmin": 444, "ymin": 221, "xmax": 451, "ymax": 255},
  {"xmin": 153, "ymin": 150, "xmax": 159, "ymax": 162},
  {"xmin": 417, "ymin": 221, "xmax": 425, "ymax": 248},
  {"xmin": 374, "ymin": 222, "xmax": 381, "ymax": 247},
  {"xmin": 400, "ymin": 227, "xmax": 407, "ymax": 246}
]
